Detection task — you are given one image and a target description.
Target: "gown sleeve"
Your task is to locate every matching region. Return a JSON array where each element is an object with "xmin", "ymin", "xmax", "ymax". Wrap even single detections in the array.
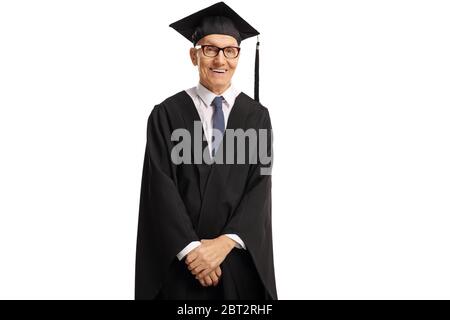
[
  {"xmin": 135, "ymin": 104, "xmax": 199, "ymax": 299},
  {"xmin": 221, "ymin": 107, "xmax": 277, "ymax": 299}
]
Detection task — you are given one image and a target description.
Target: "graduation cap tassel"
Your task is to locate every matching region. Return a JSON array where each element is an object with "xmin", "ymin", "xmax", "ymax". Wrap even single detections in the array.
[{"xmin": 254, "ymin": 35, "xmax": 260, "ymax": 102}]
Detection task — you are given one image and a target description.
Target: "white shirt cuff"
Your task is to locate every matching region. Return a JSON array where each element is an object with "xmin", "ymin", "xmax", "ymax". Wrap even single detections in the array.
[
  {"xmin": 176, "ymin": 241, "xmax": 201, "ymax": 261},
  {"xmin": 224, "ymin": 234, "xmax": 246, "ymax": 250}
]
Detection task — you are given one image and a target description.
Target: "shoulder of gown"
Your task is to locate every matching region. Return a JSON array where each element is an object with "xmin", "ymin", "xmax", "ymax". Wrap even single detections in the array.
[{"xmin": 151, "ymin": 90, "xmax": 271, "ymax": 124}]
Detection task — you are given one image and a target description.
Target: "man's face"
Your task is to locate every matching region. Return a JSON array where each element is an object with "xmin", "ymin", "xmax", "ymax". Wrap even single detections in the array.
[{"xmin": 190, "ymin": 34, "xmax": 240, "ymax": 93}]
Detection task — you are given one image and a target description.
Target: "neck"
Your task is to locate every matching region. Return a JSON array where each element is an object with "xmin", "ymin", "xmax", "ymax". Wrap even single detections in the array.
[{"xmin": 200, "ymin": 81, "xmax": 231, "ymax": 95}]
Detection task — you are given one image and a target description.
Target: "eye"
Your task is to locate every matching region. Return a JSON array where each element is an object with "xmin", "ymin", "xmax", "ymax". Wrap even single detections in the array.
[
  {"xmin": 203, "ymin": 45, "xmax": 219, "ymax": 57},
  {"xmin": 224, "ymin": 47, "xmax": 239, "ymax": 58}
]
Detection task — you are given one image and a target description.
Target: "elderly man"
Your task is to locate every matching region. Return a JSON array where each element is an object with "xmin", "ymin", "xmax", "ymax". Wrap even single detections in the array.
[{"xmin": 135, "ymin": 2, "xmax": 277, "ymax": 300}]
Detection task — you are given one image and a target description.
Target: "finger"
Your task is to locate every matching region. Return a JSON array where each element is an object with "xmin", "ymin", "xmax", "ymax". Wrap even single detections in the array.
[
  {"xmin": 209, "ymin": 272, "xmax": 218, "ymax": 286},
  {"xmin": 185, "ymin": 252, "xmax": 198, "ymax": 265},
  {"xmin": 199, "ymin": 278, "xmax": 206, "ymax": 287},
  {"xmin": 215, "ymin": 266, "xmax": 222, "ymax": 278},
  {"xmin": 210, "ymin": 271, "xmax": 218, "ymax": 282},
  {"xmin": 191, "ymin": 264, "xmax": 207, "ymax": 276},
  {"xmin": 196, "ymin": 268, "xmax": 213, "ymax": 280},
  {"xmin": 187, "ymin": 259, "xmax": 202, "ymax": 271},
  {"xmin": 204, "ymin": 276, "xmax": 213, "ymax": 287}
]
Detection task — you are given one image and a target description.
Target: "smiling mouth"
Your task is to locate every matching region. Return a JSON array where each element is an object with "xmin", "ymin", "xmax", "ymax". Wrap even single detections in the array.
[{"xmin": 210, "ymin": 68, "xmax": 227, "ymax": 74}]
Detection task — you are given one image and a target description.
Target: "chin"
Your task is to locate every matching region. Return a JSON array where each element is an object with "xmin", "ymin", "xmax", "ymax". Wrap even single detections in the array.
[
  {"xmin": 209, "ymin": 78, "xmax": 230, "ymax": 86},
  {"xmin": 211, "ymin": 80, "xmax": 228, "ymax": 86}
]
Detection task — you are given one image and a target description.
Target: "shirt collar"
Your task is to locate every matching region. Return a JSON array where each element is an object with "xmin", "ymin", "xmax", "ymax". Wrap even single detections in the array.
[{"xmin": 196, "ymin": 82, "xmax": 240, "ymax": 108}]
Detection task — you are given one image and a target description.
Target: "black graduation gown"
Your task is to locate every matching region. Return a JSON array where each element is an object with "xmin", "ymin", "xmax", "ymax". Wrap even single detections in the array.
[{"xmin": 135, "ymin": 90, "xmax": 277, "ymax": 300}]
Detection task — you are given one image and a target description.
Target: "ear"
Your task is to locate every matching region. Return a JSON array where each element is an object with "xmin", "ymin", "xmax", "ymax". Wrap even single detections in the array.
[{"xmin": 189, "ymin": 47, "xmax": 198, "ymax": 66}]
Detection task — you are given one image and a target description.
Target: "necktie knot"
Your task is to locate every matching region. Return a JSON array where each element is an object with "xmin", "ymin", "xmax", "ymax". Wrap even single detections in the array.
[{"xmin": 211, "ymin": 96, "xmax": 224, "ymax": 110}]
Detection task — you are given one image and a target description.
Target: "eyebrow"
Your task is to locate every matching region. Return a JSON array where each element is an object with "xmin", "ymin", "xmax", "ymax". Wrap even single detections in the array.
[
  {"xmin": 199, "ymin": 42, "xmax": 239, "ymax": 47},
  {"xmin": 197, "ymin": 38, "xmax": 239, "ymax": 47}
]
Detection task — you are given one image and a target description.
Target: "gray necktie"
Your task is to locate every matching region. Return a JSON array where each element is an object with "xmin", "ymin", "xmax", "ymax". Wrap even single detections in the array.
[{"xmin": 211, "ymin": 96, "xmax": 225, "ymax": 157}]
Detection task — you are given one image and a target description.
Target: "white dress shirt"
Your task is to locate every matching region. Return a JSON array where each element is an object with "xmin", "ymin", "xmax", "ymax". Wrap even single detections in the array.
[{"xmin": 176, "ymin": 83, "xmax": 246, "ymax": 261}]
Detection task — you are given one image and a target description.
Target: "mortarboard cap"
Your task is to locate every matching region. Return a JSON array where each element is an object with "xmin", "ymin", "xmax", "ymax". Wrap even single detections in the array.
[{"xmin": 169, "ymin": 2, "xmax": 262, "ymax": 102}]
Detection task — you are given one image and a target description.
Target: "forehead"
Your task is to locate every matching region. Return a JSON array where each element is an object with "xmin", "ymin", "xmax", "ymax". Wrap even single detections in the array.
[{"xmin": 197, "ymin": 34, "xmax": 238, "ymax": 47}]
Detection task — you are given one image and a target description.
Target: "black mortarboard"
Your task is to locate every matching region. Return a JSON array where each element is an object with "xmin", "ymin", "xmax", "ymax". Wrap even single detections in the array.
[{"xmin": 169, "ymin": 2, "xmax": 261, "ymax": 102}]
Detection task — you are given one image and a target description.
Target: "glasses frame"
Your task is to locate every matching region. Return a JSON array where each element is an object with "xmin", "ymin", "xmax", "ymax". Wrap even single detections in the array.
[{"xmin": 195, "ymin": 45, "xmax": 241, "ymax": 59}]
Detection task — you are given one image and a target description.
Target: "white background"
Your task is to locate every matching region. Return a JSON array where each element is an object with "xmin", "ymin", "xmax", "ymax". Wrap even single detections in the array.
[{"xmin": 1, "ymin": 0, "xmax": 449, "ymax": 299}]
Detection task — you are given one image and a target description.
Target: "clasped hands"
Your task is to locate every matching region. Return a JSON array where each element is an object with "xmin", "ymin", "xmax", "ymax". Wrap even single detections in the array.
[{"xmin": 184, "ymin": 235, "xmax": 235, "ymax": 287}]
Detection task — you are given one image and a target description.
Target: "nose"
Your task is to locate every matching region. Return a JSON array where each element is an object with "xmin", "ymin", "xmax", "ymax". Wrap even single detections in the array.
[{"xmin": 213, "ymin": 50, "xmax": 226, "ymax": 65}]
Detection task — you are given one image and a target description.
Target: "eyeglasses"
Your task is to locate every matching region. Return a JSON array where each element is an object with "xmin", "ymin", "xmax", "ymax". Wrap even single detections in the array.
[{"xmin": 195, "ymin": 45, "xmax": 241, "ymax": 59}]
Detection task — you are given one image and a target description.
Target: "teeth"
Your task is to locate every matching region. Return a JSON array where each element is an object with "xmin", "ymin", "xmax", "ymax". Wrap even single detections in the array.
[{"xmin": 212, "ymin": 69, "xmax": 226, "ymax": 73}]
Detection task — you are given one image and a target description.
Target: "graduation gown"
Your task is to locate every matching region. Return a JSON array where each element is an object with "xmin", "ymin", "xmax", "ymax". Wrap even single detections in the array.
[{"xmin": 135, "ymin": 90, "xmax": 277, "ymax": 300}]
